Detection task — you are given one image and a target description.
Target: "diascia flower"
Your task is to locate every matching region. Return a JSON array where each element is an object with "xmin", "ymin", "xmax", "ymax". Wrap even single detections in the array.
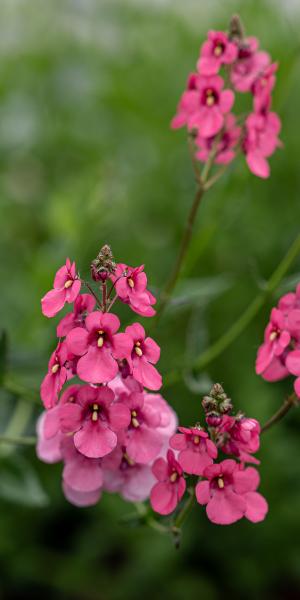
[
  {"xmin": 66, "ymin": 312, "xmax": 132, "ymax": 384},
  {"xmin": 125, "ymin": 323, "xmax": 162, "ymax": 391},
  {"xmin": 60, "ymin": 385, "xmax": 130, "ymax": 459},
  {"xmin": 41, "ymin": 258, "xmax": 81, "ymax": 318},
  {"xmin": 111, "ymin": 263, "xmax": 156, "ymax": 317},
  {"xmin": 197, "ymin": 30, "xmax": 238, "ymax": 76},
  {"xmin": 230, "ymin": 37, "xmax": 270, "ymax": 93},
  {"xmin": 243, "ymin": 110, "xmax": 281, "ymax": 178},
  {"xmin": 195, "ymin": 113, "xmax": 241, "ymax": 165},
  {"xmin": 195, "ymin": 460, "xmax": 268, "ymax": 525},
  {"xmin": 57, "ymin": 293, "xmax": 96, "ymax": 337},
  {"xmin": 40, "ymin": 341, "xmax": 72, "ymax": 409},
  {"xmin": 171, "ymin": 74, "xmax": 234, "ymax": 138},
  {"xmin": 150, "ymin": 450, "xmax": 186, "ymax": 515},
  {"xmin": 170, "ymin": 426, "xmax": 217, "ymax": 475}
]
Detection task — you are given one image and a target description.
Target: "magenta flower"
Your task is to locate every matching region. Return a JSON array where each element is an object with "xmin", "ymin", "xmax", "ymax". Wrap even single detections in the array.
[
  {"xmin": 57, "ymin": 293, "xmax": 96, "ymax": 337},
  {"xmin": 252, "ymin": 62, "xmax": 278, "ymax": 113},
  {"xmin": 103, "ymin": 442, "xmax": 156, "ymax": 502},
  {"xmin": 150, "ymin": 449, "xmax": 186, "ymax": 515},
  {"xmin": 196, "ymin": 460, "xmax": 268, "ymax": 525},
  {"xmin": 256, "ymin": 308, "xmax": 290, "ymax": 376},
  {"xmin": 61, "ymin": 437, "xmax": 104, "ymax": 495},
  {"xmin": 218, "ymin": 416, "xmax": 261, "ymax": 464},
  {"xmin": 286, "ymin": 351, "xmax": 300, "ymax": 397},
  {"xmin": 111, "ymin": 263, "xmax": 156, "ymax": 317},
  {"xmin": 197, "ymin": 30, "xmax": 238, "ymax": 76},
  {"xmin": 43, "ymin": 383, "xmax": 81, "ymax": 440},
  {"xmin": 60, "ymin": 385, "xmax": 130, "ymax": 459},
  {"xmin": 171, "ymin": 74, "xmax": 234, "ymax": 138},
  {"xmin": 36, "ymin": 412, "xmax": 63, "ymax": 464},
  {"xmin": 195, "ymin": 113, "xmax": 241, "ymax": 165},
  {"xmin": 63, "ymin": 482, "xmax": 102, "ymax": 507},
  {"xmin": 243, "ymin": 110, "xmax": 281, "ymax": 178},
  {"xmin": 125, "ymin": 323, "xmax": 162, "ymax": 391},
  {"xmin": 66, "ymin": 311, "xmax": 133, "ymax": 384},
  {"xmin": 170, "ymin": 426, "xmax": 217, "ymax": 475},
  {"xmin": 40, "ymin": 342, "xmax": 72, "ymax": 409},
  {"xmin": 41, "ymin": 258, "xmax": 81, "ymax": 318},
  {"xmin": 231, "ymin": 37, "xmax": 270, "ymax": 93},
  {"xmin": 117, "ymin": 391, "xmax": 166, "ymax": 463}
]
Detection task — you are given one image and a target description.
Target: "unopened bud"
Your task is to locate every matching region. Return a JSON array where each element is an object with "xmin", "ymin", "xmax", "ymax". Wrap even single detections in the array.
[
  {"xmin": 90, "ymin": 244, "xmax": 116, "ymax": 281},
  {"xmin": 219, "ymin": 398, "xmax": 233, "ymax": 414},
  {"xmin": 210, "ymin": 383, "xmax": 224, "ymax": 398},
  {"xmin": 229, "ymin": 14, "xmax": 245, "ymax": 41}
]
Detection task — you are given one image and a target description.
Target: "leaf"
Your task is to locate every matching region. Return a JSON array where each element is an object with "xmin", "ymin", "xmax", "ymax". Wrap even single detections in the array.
[
  {"xmin": 0, "ymin": 455, "xmax": 48, "ymax": 507},
  {"xmin": 0, "ymin": 330, "xmax": 8, "ymax": 387},
  {"xmin": 167, "ymin": 275, "xmax": 233, "ymax": 313}
]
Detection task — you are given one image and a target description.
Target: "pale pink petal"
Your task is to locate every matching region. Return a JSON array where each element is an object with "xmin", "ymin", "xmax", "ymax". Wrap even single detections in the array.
[
  {"xmin": 127, "ymin": 427, "xmax": 163, "ymax": 464},
  {"xmin": 246, "ymin": 152, "xmax": 270, "ymax": 179},
  {"xmin": 63, "ymin": 457, "xmax": 103, "ymax": 492},
  {"xmin": 195, "ymin": 480, "xmax": 211, "ymax": 505},
  {"xmin": 41, "ymin": 288, "xmax": 66, "ymax": 318},
  {"xmin": 36, "ymin": 413, "xmax": 63, "ymax": 463},
  {"xmin": 244, "ymin": 491, "xmax": 268, "ymax": 522},
  {"xmin": 63, "ymin": 482, "xmax": 101, "ymax": 507}
]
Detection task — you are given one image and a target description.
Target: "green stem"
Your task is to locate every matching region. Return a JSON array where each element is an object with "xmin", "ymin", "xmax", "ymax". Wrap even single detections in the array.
[
  {"xmin": 173, "ymin": 488, "xmax": 195, "ymax": 530},
  {"xmin": 0, "ymin": 434, "xmax": 36, "ymax": 446},
  {"xmin": 261, "ymin": 393, "xmax": 298, "ymax": 433},
  {"xmin": 164, "ymin": 233, "xmax": 300, "ymax": 386},
  {"xmin": 3, "ymin": 378, "xmax": 40, "ymax": 404}
]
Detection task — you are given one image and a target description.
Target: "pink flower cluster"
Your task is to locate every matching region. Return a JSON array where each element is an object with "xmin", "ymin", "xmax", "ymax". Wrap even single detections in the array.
[
  {"xmin": 256, "ymin": 284, "xmax": 300, "ymax": 397},
  {"xmin": 38, "ymin": 250, "xmax": 177, "ymax": 507},
  {"xmin": 150, "ymin": 384, "xmax": 268, "ymax": 525},
  {"xmin": 172, "ymin": 23, "xmax": 281, "ymax": 178}
]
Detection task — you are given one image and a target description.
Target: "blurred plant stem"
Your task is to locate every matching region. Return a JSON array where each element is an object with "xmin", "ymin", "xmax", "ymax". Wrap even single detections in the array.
[
  {"xmin": 261, "ymin": 392, "xmax": 298, "ymax": 433},
  {"xmin": 157, "ymin": 132, "xmax": 226, "ymax": 320},
  {"xmin": 164, "ymin": 233, "xmax": 300, "ymax": 386},
  {"xmin": 0, "ymin": 434, "xmax": 36, "ymax": 446},
  {"xmin": 3, "ymin": 378, "xmax": 40, "ymax": 404},
  {"xmin": 0, "ymin": 398, "xmax": 34, "ymax": 454}
]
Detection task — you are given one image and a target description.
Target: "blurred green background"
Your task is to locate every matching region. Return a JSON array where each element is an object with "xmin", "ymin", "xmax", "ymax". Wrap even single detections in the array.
[{"xmin": 1, "ymin": 0, "xmax": 300, "ymax": 598}]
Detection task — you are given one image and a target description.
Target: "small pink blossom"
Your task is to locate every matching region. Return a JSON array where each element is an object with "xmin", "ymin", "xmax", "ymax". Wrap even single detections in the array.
[
  {"xmin": 41, "ymin": 258, "xmax": 81, "ymax": 318},
  {"xmin": 61, "ymin": 437, "xmax": 104, "ymax": 494},
  {"xmin": 252, "ymin": 62, "xmax": 278, "ymax": 113},
  {"xmin": 218, "ymin": 416, "xmax": 261, "ymax": 464},
  {"xmin": 286, "ymin": 350, "xmax": 300, "ymax": 397},
  {"xmin": 243, "ymin": 110, "xmax": 281, "ymax": 178},
  {"xmin": 231, "ymin": 37, "xmax": 270, "ymax": 93},
  {"xmin": 256, "ymin": 308, "xmax": 290, "ymax": 376},
  {"xmin": 125, "ymin": 323, "xmax": 162, "ymax": 391},
  {"xmin": 197, "ymin": 30, "xmax": 238, "ymax": 76},
  {"xmin": 195, "ymin": 113, "xmax": 241, "ymax": 165},
  {"xmin": 111, "ymin": 263, "xmax": 156, "ymax": 317},
  {"xmin": 150, "ymin": 449, "xmax": 186, "ymax": 515},
  {"xmin": 66, "ymin": 311, "xmax": 132, "ymax": 384},
  {"xmin": 170, "ymin": 426, "xmax": 217, "ymax": 475},
  {"xmin": 103, "ymin": 442, "xmax": 156, "ymax": 502},
  {"xmin": 171, "ymin": 74, "xmax": 234, "ymax": 138},
  {"xmin": 57, "ymin": 293, "xmax": 96, "ymax": 337},
  {"xmin": 36, "ymin": 412, "xmax": 63, "ymax": 464},
  {"xmin": 196, "ymin": 460, "xmax": 268, "ymax": 525},
  {"xmin": 43, "ymin": 384, "xmax": 81, "ymax": 440},
  {"xmin": 60, "ymin": 385, "xmax": 130, "ymax": 459},
  {"xmin": 117, "ymin": 391, "xmax": 165, "ymax": 463},
  {"xmin": 40, "ymin": 342, "xmax": 72, "ymax": 409}
]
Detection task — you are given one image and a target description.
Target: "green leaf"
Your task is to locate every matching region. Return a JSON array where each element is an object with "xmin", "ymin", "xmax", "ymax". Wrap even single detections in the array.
[
  {"xmin": 167, "ymin": 275, "xmax": 233, "ymax": 313},
  {"xmin": 0, "ymin": 455, "xmax": 48, "ymax": 507}
]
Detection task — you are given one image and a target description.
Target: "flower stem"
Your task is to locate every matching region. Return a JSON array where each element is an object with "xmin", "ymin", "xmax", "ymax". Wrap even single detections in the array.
[
  {"xmin": 82, "ymin": 281, "xmax": 102, "ymax": 309},
  {"xmin": 164, "ymin": 233, "xmax": 300, "ymax": 386},
  {"xmin": 0, "ymin": 434, "xmax": 36, "ymax": 445},
  {"xmin": 157, "ymin": 133, "xmax": 226, "ymax": 319},
  {"xmin": 261, "ymin": 392, "xmax": 298, "ymax": 433}
]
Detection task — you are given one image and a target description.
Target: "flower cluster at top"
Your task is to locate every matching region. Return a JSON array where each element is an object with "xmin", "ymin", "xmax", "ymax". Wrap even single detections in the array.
[
  {"xmin": 256, "ymin": 283, "xmax": 300, "ymax": 397},
  {"xmin": 150, "ymin": 384, "xmax": 268, "ymax": 525},
  {"xmin": 171, "ymin": 16, "xmax": 281, "ymax": 179},
  {"xmin": 38, "ymin": 246, "xmax": 177, "ymax": 507}
]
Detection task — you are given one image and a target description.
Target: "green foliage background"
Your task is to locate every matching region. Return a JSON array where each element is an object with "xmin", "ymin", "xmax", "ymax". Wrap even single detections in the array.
[{"xmin": 0, "ymin": 0, "xmax": 300, "ymax": 598}]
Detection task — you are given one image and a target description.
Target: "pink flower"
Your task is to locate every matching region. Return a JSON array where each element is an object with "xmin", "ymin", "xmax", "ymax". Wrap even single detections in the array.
[
  {"xmin": 43, "ymin": 384, "xmax": 81, "ymax": 440},
  {"xmin": 117, "ymin": 391, "xmax": 166, "ymax": 463},
  {"xmin": 196, "ymin": 460, "xmax": 268, "ymax": 525},
  {"xmin": 103, "ymin": 442, "xmax": 156, "ymax": 502},
  {"xmin": 170, "ymin": 426, "xmax": 217, "ymax": 475},
  {"xmin": 259, "ymin": 355, "xmax": 290, "ymax": 382},
  {"xmin": 41, "ymin": 258, "xmax": 81, "ymax": 318},
  {"xmin": 36, "ymin": 412, "xmax": 63, "ymax": 464},
  {"xmin": 195, "ymin": 113, "xmax": 241, "ymax": 165},
  {"xmin": 256, "ymin": 308, "xmax": 290, "ymax": 376},
  {"xmin": 66, "ymin": 311, "xmax": 132, "ymax": 384},
  {"xmin": 61, "ymin": 437, "xmax": 104, "ymax": 494},
  {"xmin": 231, "ymin": 37, "xmax": 270, "ymax": 92},
  {"xmin": 252, "ymin": 62, "xmax": 278, "ymax": 113},
  {"xmin": 286, "ymin": 351, "xmax": 300, "ymax": 397},
  {"xmin": 57, "ymin": 293, "xmax": 96, "ymax": 337},
  {"xmin": 150, "ymin": 449, "xmax": 186, "ymax": 515},
  {"xmin": 218, "ymin": 416, "xmax": 261, "ymax": 464},
  {"xmin": 171, "ymin": 74, "xmax": 234, "ymax": 138},
  {"xmin": 62, "ymin": 482, "xmax": 102, "ymax": 507},
  {"xmin": 197, "ymin": 30, "xmax": 238, "ymax": 76},
  {"xmin": 125, "ymin": 323, "xmax": 162, "ymax": 391},
  {"xmin": 111, "ymin": 263, "xmax": 156, "ymax": 317},
  {"xmin": 40, "ymin": 342, "xmax": 72, "ymax": 409},
  {"xmin": 60, "ymin": 385, "xmax": 130, "ymax": 459},
  {"xmin": 243, "ymin": 110, "xmax": 281, "ymax": 178}
]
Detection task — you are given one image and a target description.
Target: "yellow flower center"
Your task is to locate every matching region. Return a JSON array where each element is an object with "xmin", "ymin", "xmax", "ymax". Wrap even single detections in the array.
[
  {"xmin": 217, "ymin": 477, "xmax": 224, "ymax": 489},
  {"xmin": 51, "ymin": 363, "xmax": 60, "ymax": 374},
  {"xmin": 128, "ymin": 277, "xmax": 134, "ymax": 288},
  {"xmin": 91, "ymin": 403, "xmax": 99, "ymax": 422},
  {"xmin": 64, "ymin": 279, "xmax": 73, "ymax": 289},
  {"xmin": 170, "ymin": 472, "xmax": 178, "ymax": 483},
  {"xmin": 214, "ymin": 44, "xmax": 223, "ymax": 57},
  {"xmin": 97, "ymin": 330, "xmax": 105, "ymax": 347},
  {"xmin": 135, "ymin": 341, "xmax": 143, "ymax": 357}
]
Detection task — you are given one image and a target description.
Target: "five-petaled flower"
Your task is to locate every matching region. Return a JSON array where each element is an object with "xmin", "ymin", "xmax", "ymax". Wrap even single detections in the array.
[
  {"xmin": 41, "ymin": 258, "xmax": 81, "ymax": 318},
  {"xmin": 170, "ymin": 426, "xmax": 217, "ymax": 475},
  {"xmin": 150, "ymin": 449, "xmax": 186, "ymax": 515},
  {"xmin": 125, "ymin": 323, "xmax": 162, "ymax": 391},
  {"xmin": 111, "ymin": 263, "xmax": 156, "ymax": 317}
]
